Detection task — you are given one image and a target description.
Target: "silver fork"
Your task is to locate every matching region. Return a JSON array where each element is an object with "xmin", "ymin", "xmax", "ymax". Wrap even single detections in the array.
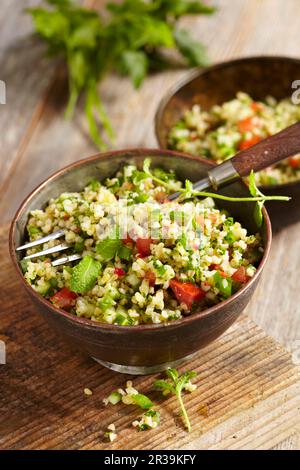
[
  {"xmin": 16, "ymin": 229, "xmax": 82, "ymax": 267},
  {"xmin": 15, "ymin": 121, "xmax": 300, "ymax": 266}
]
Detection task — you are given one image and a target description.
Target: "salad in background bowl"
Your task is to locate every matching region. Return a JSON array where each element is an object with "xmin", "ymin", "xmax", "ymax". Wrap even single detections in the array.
[{"xmin": 155, "ymin": 56, "xmax": 300, "ymax": 227}]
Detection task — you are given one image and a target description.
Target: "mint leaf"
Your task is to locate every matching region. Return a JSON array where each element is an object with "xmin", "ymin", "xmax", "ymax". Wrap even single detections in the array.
[
  {"xmin": 131, "ymin": 393, "xmax": 154, "ymax": 410},
  {"xmin": 96, "ymin": 238, "xmax": 132, "ymax": 261},
  {"xmin": 118, "ymin": 244, "xmax": 132, "ymax": 261},
  {"xmin": 96, "ymin": 238, "xmax": 121, "ymax": 260},
  {"xmin": 70, "ymin": 255, "xmax": 101, "ymax": 294}
]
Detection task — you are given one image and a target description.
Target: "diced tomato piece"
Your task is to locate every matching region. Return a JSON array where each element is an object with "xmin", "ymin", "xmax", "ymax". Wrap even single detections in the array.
[
  {"xmin": 208, "ymin": 213, "xmax": 217, "ymax": 223},
  {"xmin": 237, "ymin": 117, "xmax": 255, "ymax": 133},
  {"xmin": 219, "ymin": 271, "xmax": 229, "ymax": 278},
  {"xmin": 191, "ymin": 241, "xmax": 200, "ymax": 251},
  {"xmin": 169, "ymin": 279, "xmax": 205, "ymax": 310},
  {"xmin": 144, "ymin": 270, "xmax": 156, "ymax": 286},
  {"xmin": 122, "ymin": 182, "xmax": 133, "ymax": 190},
  {"xmin": 251, "ymin": 102, "xmax": 263, "ymax": 112},
  {"xmin": 288, "ymin": 156, "xmax": 300, "ymax": 169},
  {"xmin": 195, "ymin": 215, "xmax": 205, "ymax": 230},
  {"xmin": 210, "ymin": 264, "xmax": 228, "ymax": 278},
  {"xmin": 210, "ymin": 263, "xmax": 220, "ymax": 271},
  {"xmin": 231, "ymin": 266, "xmax": 249, "ymax": 283},
  {"xmin": 63, "ymin": 214, "xmax": 70, "ymax": 221},
  {"xmin": 155, "ymin": 191, "xmax": 168, "ymax": 203},
  {"xmin": 136, "ymin": 238, "xmax": 153, "ymax": 257},
  {"xmin": 203, "ymin": 280, "xmax": 212, "ymax": 288},
  {"xmin": 239, "ymin": 135, "xmax": 261, "ymax": 150},
  {"xmin": 50, "ymin": 287, "xmax": 77, "ymax": 310},
  {"xmin": 123, "ymin": 234, "xmax": 134, "ymax": 247},
  {"xmin": 114, "ymin": 267, "xmax": 125, "ymax": 277}
]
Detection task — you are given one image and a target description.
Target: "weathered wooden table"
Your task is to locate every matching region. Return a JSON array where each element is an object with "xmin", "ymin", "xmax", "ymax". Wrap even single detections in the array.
[{"xmin": 0, "ymin": 0, "xmax": 300, "ymax": 450}]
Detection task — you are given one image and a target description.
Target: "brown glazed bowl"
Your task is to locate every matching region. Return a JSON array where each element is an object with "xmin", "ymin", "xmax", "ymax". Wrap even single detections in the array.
[
  {"xmin": 155, "ymin": 56, "xmax": 300, "ymax": 229},
  {"xmin": 9, "ymin": 149, "xmax": 272, "ymax": 375}
]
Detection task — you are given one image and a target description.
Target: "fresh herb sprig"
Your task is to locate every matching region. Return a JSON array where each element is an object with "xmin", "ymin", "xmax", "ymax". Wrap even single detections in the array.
[
  {"xmin": 70, "ymin": 255, "xmax": 101, "ymax": 293},
  {"xmin": 143, "ymin": 159, "xmax": 290, "ymax": 226},
  {"xmin": 154, "ymin": 368, "xmax": 197, "ymax": 432},
  {"xmin": 28, "ymin": 0, "xmax": 215, "ymax": 149}
]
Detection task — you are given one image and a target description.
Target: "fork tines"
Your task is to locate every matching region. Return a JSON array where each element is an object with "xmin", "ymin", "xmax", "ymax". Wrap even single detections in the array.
[
  {"xmin": 16, "ymin": 229, "xmax": 65, "ymax": 251},
  {"xmin": 15, "ymin": 229, "xmax": 81, "ymax": 265}
]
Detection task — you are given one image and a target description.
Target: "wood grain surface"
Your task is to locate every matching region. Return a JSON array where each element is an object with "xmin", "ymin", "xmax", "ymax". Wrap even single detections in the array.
[
  {"xmin": 0, "ymin": 224, "xmax": 299, "ymax": 450},
  {"xmin": 1, "ymin": 0, "xmax": 300, "ymax": 450}
]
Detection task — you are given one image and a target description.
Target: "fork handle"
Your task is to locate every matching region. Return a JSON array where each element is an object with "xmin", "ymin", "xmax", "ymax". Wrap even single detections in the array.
[
  {"xmin": 231, "ymin": 121, "xmax": 300, "ymax": 176},
  {"xmin": 208, "ymin": 121, "xmax": 300, "ymax": 189}
]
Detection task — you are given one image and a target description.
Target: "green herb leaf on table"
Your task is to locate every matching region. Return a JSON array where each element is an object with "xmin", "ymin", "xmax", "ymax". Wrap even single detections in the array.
[
  {"xmin": 131, "ymin": 393, "xmax": 154, "ymax": 410},
  {"xmin": 70, "ymin": 255, "xmax": 101, "ymax": 294},
  {"xmin": 154, "ymin": 367, "xmax": 197, "ymax": 432}
]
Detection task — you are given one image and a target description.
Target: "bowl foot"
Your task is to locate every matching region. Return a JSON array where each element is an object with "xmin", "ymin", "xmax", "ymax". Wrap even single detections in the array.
[{"xmin": 92, "ymin": 351, "xmax": 198, "ymax": 375}]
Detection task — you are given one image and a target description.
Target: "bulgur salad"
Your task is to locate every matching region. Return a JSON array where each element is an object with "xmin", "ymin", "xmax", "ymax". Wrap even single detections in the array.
[
  {"xmin": 168, "ymin": 92, "xmax": 300, "ymax": 186},
  {"xmin": 21, "ymin": 160, "xmax": 265, "ymax": 325}
]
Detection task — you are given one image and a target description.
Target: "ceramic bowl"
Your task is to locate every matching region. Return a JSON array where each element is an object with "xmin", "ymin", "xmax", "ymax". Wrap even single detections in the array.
[
  {"xmin": 9, "ymin": 149, "xmax": 271, "ymax": 374},
  {"xmin": 155, "ymin": 56, "xmax": 300, "ymax": 228}
]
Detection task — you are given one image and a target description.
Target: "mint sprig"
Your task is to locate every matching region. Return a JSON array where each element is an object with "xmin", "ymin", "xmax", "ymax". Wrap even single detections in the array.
[
  {"xmin": 154, "ymin": 367, "xmax": 197, "ymax": 432},
  {"xmin": 70, "ymin": 255, "xmax": 101, "ymax": 294}
]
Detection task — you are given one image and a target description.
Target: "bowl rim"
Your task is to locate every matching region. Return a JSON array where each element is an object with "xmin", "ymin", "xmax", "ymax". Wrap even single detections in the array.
[
  {"xmin": 155, "ymin": 54, "xmax": 300, "ymax": 192},
  {"xmin": 9, "ymin": 148, "xmax": 272, "ymax": 332}
]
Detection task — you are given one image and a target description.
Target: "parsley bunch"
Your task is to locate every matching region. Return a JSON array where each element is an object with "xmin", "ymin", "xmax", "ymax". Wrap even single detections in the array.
[{"xmin": 28, "ymin": 0, "xmax": 215, "ymax": 148}]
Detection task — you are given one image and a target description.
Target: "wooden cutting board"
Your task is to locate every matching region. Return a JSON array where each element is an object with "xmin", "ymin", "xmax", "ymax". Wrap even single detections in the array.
[{"xmin": 0, "ymin": 224, "xmax": 299, "ymax": 450}]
